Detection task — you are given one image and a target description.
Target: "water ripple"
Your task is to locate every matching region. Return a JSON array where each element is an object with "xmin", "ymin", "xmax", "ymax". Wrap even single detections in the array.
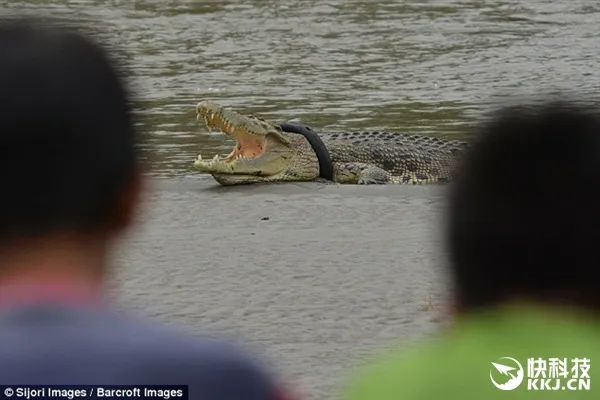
[{"xmin": 3, "ymin": 0, "xmax": 600, "ymax": 177}]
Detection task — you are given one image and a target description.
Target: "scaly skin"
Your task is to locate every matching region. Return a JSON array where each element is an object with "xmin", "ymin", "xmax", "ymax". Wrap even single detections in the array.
[{"xmin": 193, "ymin": 101, "xmax": 469, "ymax": 185}]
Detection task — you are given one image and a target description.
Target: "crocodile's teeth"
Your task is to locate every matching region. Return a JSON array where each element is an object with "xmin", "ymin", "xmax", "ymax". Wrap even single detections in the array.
[
  {"xmin": 197, "ymin": 154, "xmax": 202, "ymax": 160},
  {"xmin": 213, "ymin": 154, "xmax": 220, "ymax": 161}
]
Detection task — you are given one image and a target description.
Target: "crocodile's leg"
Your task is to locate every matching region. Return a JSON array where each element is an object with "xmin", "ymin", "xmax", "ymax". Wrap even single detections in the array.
[{"xmin": 332, "ymin": 162, "xmax": 392, "ymax": 185}]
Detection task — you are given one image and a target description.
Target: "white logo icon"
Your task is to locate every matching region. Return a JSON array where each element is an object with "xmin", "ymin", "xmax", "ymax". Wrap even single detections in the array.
[{"xmin": 490, "ymin": 357, "xmax": 524, "ymax": 390}]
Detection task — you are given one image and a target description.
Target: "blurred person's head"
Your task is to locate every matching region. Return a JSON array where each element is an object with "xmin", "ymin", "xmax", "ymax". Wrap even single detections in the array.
[
  {"xmin": 446, "ymin": 98, "xmax": 600, "ymax": 314},
  {"xmin": 0, "ymin": 17, "xmax": 141, "ymax": 284}
]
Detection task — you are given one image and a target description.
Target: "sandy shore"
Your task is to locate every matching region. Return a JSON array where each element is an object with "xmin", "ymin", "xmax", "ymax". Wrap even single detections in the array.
[{"xmin": 111, "ymin": 176, "xmax": 452, "ymax": 399}]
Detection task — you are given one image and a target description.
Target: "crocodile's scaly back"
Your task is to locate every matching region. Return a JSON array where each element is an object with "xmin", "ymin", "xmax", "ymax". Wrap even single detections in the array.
[
  {"xmin": 318, "ymin": 131, "xmax": 467, "ymax": 184},
  {"xmin": 322, "ymin": 130, "xmax": 467, "ymax": 153}
]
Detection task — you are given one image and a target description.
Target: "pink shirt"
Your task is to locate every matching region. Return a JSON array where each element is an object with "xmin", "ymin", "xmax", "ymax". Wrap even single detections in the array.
[{"xmin": 0, "ymin": 280, "xmax": 103, "ymax": 309}]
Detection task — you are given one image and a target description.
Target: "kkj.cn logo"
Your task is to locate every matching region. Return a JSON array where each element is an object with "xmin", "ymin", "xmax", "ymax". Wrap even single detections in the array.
[
  {"xmin": 490, "ymin": 357, "xmax": 591, "ymax": 391},
  {"xmin": 490, "ymin": 357, "xmax": 524, "ymax": 390}
]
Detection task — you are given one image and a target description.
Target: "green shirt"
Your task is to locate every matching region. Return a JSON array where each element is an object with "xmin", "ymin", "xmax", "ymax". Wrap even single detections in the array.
[{"xmin": 342, "ymin": 304, "xmax": 598, "ymax": 399}]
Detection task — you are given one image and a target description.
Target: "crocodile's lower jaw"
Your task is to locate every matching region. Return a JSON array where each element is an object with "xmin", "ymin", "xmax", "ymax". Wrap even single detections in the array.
[
  {"xmin": 193, "ymin": 152, "xmax": 282, "ymax": 179},
  {"xmin": 193, "ymin": 154, "xmax": 234, "ymax": 173}
]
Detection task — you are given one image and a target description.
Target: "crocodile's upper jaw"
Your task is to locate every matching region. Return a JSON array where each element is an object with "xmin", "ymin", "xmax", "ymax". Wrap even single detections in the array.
[{"xmin": 193, "ymin": 101, "xmax": 319, "ymax": 185}]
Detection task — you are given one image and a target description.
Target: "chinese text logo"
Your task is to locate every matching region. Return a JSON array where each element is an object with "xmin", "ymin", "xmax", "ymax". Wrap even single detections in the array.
[{"xmin": 490, "ymin": 357, "xmax": 591, "ymax": 391}]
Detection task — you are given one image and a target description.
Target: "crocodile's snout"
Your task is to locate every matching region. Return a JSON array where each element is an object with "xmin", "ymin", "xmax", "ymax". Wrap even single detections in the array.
[{"xmin": 196, "ymin": 100, "xmax": 221, "ymax": 116}]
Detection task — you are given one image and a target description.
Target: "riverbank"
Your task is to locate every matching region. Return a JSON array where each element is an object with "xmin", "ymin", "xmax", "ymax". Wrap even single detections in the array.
[{"xmin": 111, "ymin": 176, "xmax": 451, "ymax": 399}]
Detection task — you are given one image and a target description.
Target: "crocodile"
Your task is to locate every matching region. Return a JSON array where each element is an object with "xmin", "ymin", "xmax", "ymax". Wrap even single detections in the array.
[{"xmin": 193, "ymin": 101, "xmax": 469, "ymax": 186}]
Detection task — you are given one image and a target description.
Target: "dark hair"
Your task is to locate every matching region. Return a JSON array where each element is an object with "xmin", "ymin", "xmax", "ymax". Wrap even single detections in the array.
[
  {"xmin": 0, "ymin": 17, "xmax": 137, "ymax": 242},
  {"xmin": 446, "ymin": 99, "xmax": 600, "ymax": 311}
]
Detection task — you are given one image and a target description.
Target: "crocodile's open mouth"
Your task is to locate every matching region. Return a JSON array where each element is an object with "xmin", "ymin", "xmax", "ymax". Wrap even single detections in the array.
[
  {"xmin": 196, "ymin": 101, "xmax": 267, "ymax": 162},
  {"xmin": 193, "ymin": 101, "xmax": 297, "ymax": 183}
]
